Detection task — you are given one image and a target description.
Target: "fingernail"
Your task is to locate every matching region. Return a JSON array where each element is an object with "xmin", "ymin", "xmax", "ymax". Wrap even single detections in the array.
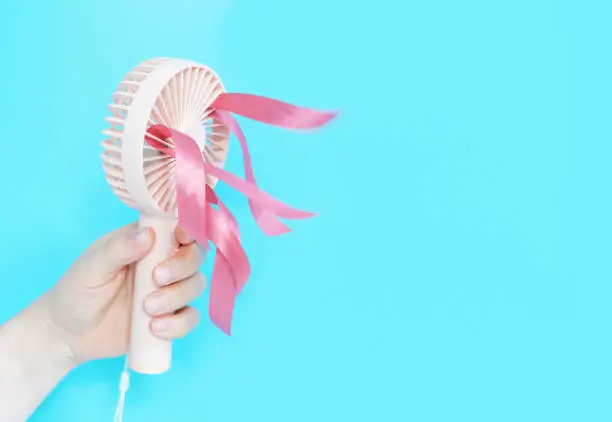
[
  {"xmin": 152, "ymin": 318, "xmax": 170, "ymax": 333},
  {"xmin": 133, "ymin": 228, "xmax": 150, "ymax": 245},
  {"xmin": 155, "ymin": 266, "xmax": 172, "ymax": 285},
  {"xmin": 145, "ymin": 294, "xmax": 168, "ymax": 315}
]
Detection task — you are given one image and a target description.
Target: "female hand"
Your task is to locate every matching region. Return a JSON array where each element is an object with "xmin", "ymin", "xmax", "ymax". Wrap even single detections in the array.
[{"xmin": 45, "ymin": 222, "xmax": 206, "ymax": 363}]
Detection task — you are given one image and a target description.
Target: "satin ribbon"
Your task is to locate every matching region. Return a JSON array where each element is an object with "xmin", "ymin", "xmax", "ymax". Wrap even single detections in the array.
[{"xmin": 145, "ymin": 93, "xmax": 337, "ymax": 335}]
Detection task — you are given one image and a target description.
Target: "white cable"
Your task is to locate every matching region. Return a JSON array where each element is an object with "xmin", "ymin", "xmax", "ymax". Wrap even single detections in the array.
[{"xmin": 113, "ymin": 357, "xmax": 130, "ymax": 422}]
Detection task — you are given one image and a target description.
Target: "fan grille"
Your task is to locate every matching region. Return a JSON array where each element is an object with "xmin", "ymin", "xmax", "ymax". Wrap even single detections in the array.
[{"xmin": 101, "ymin": 58, "xmax": 230, "ymax": 216}]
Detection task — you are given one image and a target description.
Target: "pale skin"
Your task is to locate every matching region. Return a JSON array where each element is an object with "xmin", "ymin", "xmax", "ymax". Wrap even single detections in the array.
[{"xmin": 0, "ymin": 223, "xmax": 206, "ymax": 422}]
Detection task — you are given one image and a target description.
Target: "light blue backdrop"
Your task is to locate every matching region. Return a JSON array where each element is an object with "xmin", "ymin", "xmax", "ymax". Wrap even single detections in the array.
[{"xmin": 0, "ymin": 0, "xmax": 610, "ymax": 421}]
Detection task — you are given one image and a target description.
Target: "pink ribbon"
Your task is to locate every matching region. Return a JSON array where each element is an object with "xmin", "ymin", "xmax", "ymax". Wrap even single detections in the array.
[{"xmin": 145, "ymin": 93, "xmax": 337, "ymax": 335}]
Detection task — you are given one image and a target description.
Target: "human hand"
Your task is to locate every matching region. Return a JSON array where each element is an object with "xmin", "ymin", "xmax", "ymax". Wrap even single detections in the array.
[{"xmin": 44, "ymin": 222, "xmax": 206, "ymax": 364}]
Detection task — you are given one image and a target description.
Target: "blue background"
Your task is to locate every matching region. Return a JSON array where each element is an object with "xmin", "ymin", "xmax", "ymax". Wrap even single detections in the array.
[{"xmin": 0, "ymin": 0, "xmax": 610, "ymax": 421}]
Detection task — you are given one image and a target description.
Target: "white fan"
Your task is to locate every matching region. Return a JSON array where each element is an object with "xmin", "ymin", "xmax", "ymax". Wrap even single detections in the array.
[{"xmin": 101, "ymin": 57, "xmax": 230, "ymax": 375}]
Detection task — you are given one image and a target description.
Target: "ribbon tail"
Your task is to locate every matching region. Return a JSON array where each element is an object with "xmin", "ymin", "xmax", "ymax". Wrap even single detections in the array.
[
  {"xmin": 172, "ymin": 128, "xmax": 209, "ymax": 245},
  {"xmin": 211, "ymin": 92, "xmax": 338, "ymax": 130},
  {"xmin": 202, "ymin": 160, "xmax": 316, "ymax": 221},
  {"xmin": 206, "ymin": 193, "xmax": 250, "ymax": 290},
  {"xmin": 212, "ymin": 109, "xmax": 291, "ymax": 236},
  {"xmin": 209, "ymin": 252, "xmax": 238, "ymax": 336},
  {"xmin": 206, "ymin": 197, "xmax": 251, "ymax": 335},
  {"xmin": 206, "ymin": 185, "xmax": 240, "ymax": 237}
]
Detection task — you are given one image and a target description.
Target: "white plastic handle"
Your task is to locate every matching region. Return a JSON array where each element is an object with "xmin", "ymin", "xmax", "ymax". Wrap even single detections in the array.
[{"xmin": 128, "ymin": 214, "xmax": 178, "ymax": 374}]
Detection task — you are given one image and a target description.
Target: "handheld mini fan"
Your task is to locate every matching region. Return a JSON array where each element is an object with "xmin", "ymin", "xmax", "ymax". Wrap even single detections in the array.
[
  {"xmin": 102, "ymin": 58, "xmax": 231, "ymax": 374},
  {"xmin": 101, "ymin": 57, "xmax": 337, "ymax": 376}
]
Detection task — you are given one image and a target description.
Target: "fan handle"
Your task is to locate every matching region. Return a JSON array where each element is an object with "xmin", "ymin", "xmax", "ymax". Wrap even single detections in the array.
[{"xmin": 128, "ymin": 214, "xmax": 177, "ymax": 374}]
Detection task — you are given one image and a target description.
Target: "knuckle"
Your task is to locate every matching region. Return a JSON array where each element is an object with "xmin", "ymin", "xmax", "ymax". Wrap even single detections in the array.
[
  {"xmin": 181, "ymin": 275, "xmax": 204, "ymax": 304},
  {"xmin": 187, "ymin": 308, "xmax": 200, "ymax": 328},
  {"xmin": 193, "ymin": 272, "xmax": 207, "ymax": 294},
  {"xmin": 175, "ymin": 309, "xmax": 198, "ymax": 336},
  {"xmin": 190, "ymin": 243, "xmax": 205, "ymax": 265},
  {"xmin": 167, "ymin": 275, "xmax": 203, "ymax": 309}
]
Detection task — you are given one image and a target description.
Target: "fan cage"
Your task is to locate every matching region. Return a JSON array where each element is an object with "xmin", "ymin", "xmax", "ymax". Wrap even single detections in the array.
[{"xmin": 101, "ymin": 58, "xmax": 230, "ymax": 216}]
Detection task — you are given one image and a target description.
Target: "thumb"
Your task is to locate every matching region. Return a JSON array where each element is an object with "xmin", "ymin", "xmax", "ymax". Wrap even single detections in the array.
[{"xmin": 92, "ymin": 225, "xmax": 155, "ymax": 272}]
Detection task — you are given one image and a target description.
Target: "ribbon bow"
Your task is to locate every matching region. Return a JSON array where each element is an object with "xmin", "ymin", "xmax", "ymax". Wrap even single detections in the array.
[{"xmin": 144, "ymin": 93, "xmax": 337, "ymax": 335}]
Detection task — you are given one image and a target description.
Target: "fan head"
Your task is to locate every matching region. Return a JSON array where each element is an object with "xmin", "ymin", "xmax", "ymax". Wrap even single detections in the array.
[{"xmin": 101, "ymin": 58, "xmax": 230, "ymax": 219}]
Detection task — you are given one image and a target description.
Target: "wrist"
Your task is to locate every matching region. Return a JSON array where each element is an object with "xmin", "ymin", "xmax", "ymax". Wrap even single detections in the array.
[
  {"xmin": 0, "ymin": 295, "xmax": 77, "ymax": 421},
  {"xmin": 8, "ymin": 294, "xmax": 79, "ymax": 372}
]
